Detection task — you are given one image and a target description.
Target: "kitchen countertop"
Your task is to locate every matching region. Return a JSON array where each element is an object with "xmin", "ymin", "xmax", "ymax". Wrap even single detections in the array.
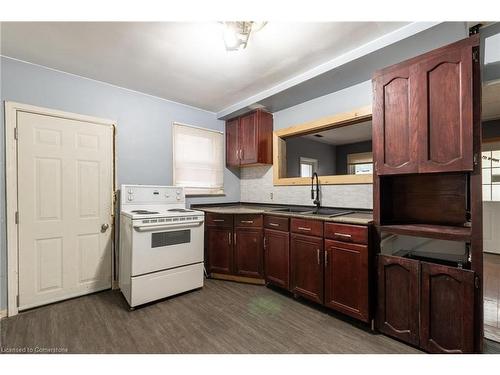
[{"xmin": 193, "ymin": 204, "xmax": 373, "ymax": 225}]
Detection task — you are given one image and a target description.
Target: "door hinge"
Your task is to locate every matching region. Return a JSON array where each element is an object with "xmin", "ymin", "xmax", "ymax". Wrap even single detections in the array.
[
  {"xmin": 472, "ymin": 49, "xmax": 479, "ymax": 63},
  {"xmin": 15, "ymin": 211, "xmax": 19, "ymax": 224},
  {"xmin": 16, "ymin": 295, "xmax": 19, "ymax": 307},
  {"xmin": 475, "ymin": 275, "xmax": 480, "ymax": 289},
  {"xmin": 14, "ymin": 127, "xmax": 18, "ymax": 140},
  {"xmin": 473, "ymin": 153, "xmax": 479, "ymax": 166}
]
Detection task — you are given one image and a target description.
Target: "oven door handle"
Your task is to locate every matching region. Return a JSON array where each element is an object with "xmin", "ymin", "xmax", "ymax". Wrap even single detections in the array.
[{"xmin": 133, "ymin": 221, "xmax": 203, "ymax": 232}]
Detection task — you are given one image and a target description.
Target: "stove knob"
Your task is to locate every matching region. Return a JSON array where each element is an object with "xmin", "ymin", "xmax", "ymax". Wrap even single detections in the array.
[
  {"xmin": 128, "ymin": 195, "xmax": 133, "ymax": 201},
  {"xmin": 128, "ymin": 189, "xmax": 134, "ymax": 194}
]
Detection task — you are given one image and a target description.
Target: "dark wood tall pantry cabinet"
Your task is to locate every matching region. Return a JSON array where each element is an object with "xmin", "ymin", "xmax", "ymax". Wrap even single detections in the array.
[
  {"xmin": 226, "ymin": 110, "xmax": 273, "ymax": 168},
  {"xmin": 373, "ymin": 34, "xmax": 483, "ymax": 353}
]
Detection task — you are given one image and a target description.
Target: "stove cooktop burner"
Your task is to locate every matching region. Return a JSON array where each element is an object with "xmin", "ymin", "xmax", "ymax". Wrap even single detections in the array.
[
  {"xmin": 167, "ymin": 208, "xmax": 194, "ymax": 212},
  {"xmin": 131, "ymin": 210, "xmax": 160, "ymax": 214}
]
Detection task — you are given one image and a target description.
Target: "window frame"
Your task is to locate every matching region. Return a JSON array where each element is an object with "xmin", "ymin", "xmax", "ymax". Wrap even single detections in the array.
[{"xmin": 172, "ymin": 122, "xmax": 225, "ymax": 196}]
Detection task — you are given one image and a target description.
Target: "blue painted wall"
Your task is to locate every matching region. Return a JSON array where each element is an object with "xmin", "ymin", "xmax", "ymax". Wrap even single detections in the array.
[{"xmin": 0, "ymin": 57, "xmax": 240, "ymax": 310}]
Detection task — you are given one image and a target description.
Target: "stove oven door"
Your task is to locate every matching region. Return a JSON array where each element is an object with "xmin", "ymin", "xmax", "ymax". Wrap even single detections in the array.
[{"xmin": 131, "ymin": 220, "xmax": 204, "ymax": 276}]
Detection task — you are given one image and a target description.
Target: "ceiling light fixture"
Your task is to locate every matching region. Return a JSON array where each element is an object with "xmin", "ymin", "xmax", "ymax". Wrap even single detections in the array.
[{"xmin": 220, "ymin": 21, "xmax": 267, "ymax": 51}]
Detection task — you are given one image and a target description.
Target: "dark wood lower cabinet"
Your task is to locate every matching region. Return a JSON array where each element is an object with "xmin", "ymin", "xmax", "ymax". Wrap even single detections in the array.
[
  {"xmin": 324, "ymin": 240, "xmax": 369, "ymax": 322},
  {"xmin": 377, "ymin": 255, "xmax": 476, "ymax": 353},
  {"xmin": 234, "ymin": 228, "xmax": 263, "ymax": 278},
  {"xmin": 290, "ymin": 233, "xmax": 323, "ymax": 304},
  {"xmin": 206, "ymin": 227, "xmax": 233, "ymax": 274},
  {"xmin": 377, "ymin": 255, "xmax": 420, "ymax": 346},
  {"xmin": 420, "ymin": 262, "xmax": 475, "ymax": 354},
  {"xmin": 264, "ymin": 229, "xmax": 290, "ymax": 289}
]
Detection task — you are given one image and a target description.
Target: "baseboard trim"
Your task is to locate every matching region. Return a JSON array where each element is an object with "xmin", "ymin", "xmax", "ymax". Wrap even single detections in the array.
[{"xmin": 210, "ymin": 273, "xmax": 265, "ymax": 285}]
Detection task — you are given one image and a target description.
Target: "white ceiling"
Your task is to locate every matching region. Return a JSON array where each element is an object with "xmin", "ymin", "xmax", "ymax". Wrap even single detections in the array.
[
  {"xmin": 302, "ymin": 120, "xmax": 372, "ymax": 146},
  {"xmin": 0, "ymin": 22, "xmax": 409, "ymax": 112}
]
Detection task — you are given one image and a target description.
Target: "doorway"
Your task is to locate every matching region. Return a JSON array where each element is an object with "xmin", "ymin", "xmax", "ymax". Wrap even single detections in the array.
[
  {"xmin": 482, "ymin": 80, "xmax": 500, "ymax": 343},
  {"xmin": 5, "ymin": 102, "xmax": 115, "ymax": 316}
]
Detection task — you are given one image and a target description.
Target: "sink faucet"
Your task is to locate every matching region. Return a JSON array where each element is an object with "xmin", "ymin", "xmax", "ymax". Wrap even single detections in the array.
[{"xmin": 311, "ymin": 172, "xmax": 320, "ymax": 210}]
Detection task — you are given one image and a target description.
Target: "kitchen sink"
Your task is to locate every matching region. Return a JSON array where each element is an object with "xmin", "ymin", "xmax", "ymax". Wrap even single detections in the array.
[
  {"xmin": 271, "ymin": 207, "xmax": 314, "ymax": 214},
  {"xmin": 271, "ymin": 207, "xmax": 354, "ymax": 217},
  {"xmin": 308, "ymin": 208, "xmax": 355, "ymax": 217}
]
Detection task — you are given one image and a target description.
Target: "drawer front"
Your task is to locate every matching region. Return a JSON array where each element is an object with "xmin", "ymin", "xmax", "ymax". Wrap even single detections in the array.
[
  {"xmin": 235, "ymin": 214, "xmax": 263, "ymax": 228},
  {"xmin": 324, "ymin": 222, "xmax": 368, "ymax": 244},
  {"xmin": 264, "ymin": 215, "xmax": 289, "ymax": 231},
  {"xmin": 290, "ymin": 218, "xmax": 323, "ymax": 237},
  {"xmin": 206, "ymin": 213, "xmax": 233, "ymax": 228}
]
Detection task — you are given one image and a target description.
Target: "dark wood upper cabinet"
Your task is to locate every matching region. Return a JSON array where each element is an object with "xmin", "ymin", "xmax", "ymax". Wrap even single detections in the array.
[
  {"xmin": 373, "ymin": 65, "xmax": 418, "ymax": 175},
  {"xmin": 373, "ymin": 35, "xmax": 479, "ymax": 175},
  {"xmin": 377, "ymin": 255, "xmax": 420, "ymax": 346},
  {"xmin": 226, "ymin": 118, "xmax": 240, "ymax": 168},
  {"xmin": 416, "ymin": 44, "xmax": 474, "ymax": 173},
  {"xmin": 324, "ymin": 240, "xmax": 369, "ymax": 322},
  {"xmin": 420, "ymin": 262, "xmax": 475, "ymax": 354},
  {"xmin": 233, "ymin": 228, "xmax": 263, "ymax": 278},
  {"xmin": 290, "ymin": 233, "xmax": 324, "ymax": 304},
  {"xmin": 225, "ymin": 110, "xmax": 273, "ymax": 168},
  {"xmin": 264, "ymin": 228, "xmax": 290, "ymax": 289},
  {"xmin": 206, "ymin": 227, "xmax": 233, "ymax": 274}
]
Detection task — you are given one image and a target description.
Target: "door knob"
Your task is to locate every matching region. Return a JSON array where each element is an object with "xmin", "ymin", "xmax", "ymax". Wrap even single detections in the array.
[{"xmin": 101, "ymin": 223, "xmax": 109, "ymax": 232}]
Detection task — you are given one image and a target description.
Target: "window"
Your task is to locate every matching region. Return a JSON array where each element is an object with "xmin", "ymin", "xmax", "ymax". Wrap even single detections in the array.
[
  {"xmin": 347, "ymin": 152, "xmax": 373, "ymax": 175},
  {"xmin": 482, "ymin": 149, "xmax": 500, "ymax": 201},
  {"xmin": 173, "ymin": 123, "xmax": 224, "ymax": 196},
  {"xmin": 299, "ymin": 157, "xmax": 318, "ymax": 177}
]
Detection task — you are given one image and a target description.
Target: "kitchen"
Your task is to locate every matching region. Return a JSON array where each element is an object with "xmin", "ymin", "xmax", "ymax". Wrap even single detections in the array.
[{"xmin": 1, "ymin": 4, "xmax": 500, "ymax": 372}]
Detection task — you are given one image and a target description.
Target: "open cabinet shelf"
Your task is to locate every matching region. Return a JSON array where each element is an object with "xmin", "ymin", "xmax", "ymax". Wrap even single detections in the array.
[{"xmin": 379, "ymin": 223, "xmax": 472, "ymax": 242}]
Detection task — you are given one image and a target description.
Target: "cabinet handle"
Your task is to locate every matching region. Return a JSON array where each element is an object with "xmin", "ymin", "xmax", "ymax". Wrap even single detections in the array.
[
  {"xmin": 240, "ymin": 149, "xmax": 244, "ymax": 160},
  {"xmin": 240, "ymin": 220, "xmax": 254, "ymax": 224},
  {"xmin": 263, "ymin": 237, "xmax": 266, "ymax": 249},
  {"xmin": 317, "ymin": 249, "xmax": 320, "ymax": 265},
  {"xmin": 228, "ymin": 232, "xmax": 231, "ymax": 245},
  {"xmin": 324, "ymin": 251, "xmax": 328, "ymax": 266},
  {"xmin": 334, "ymin": 232, "xmax": 352, "ymax": 239},
  {"xmin": 234, "ymin": 232, "xmax": 237, "ymax": 245},
  {"xmin": 269, "ymin": 223, "xmax": 279, "ymax": 227},
  {"xmin": 298, "ymin": 227, "xmax": 311, "ymax": 231},
  {"xmin": 236, "ymin": 149, "xmax": 239, "ymax": 160},
  {"xmin": 213, "ymin": 219, "xmax": 225, "ymax": 222}
]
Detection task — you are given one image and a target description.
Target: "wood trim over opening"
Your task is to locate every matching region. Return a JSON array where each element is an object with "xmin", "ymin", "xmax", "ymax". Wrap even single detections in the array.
[
  {"xmin": 4, "ymin": 101, "xmax": 117, "ymax": 317},
  {"xmin": 273, "ymin": 105, "xmax": 373, "ymax": 186}
]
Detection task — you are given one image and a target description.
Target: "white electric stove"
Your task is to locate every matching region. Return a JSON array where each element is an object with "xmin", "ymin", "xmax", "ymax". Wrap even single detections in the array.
[{"xmin": 119, "ymin": 185, "xmax": 205, "ymax": 308}]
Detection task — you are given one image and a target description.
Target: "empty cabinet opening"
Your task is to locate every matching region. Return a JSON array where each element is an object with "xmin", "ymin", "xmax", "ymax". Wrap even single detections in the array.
[
  {"xmin": 380, "ymin": 231, "xmax": 470, "ymax": 269},
  {"xmin": 379, "ymin": 173, "xmax": 469, "ymax": 226}
]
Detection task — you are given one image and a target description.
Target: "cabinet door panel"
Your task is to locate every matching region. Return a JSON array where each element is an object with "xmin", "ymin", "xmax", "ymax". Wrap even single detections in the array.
[
  {"xmin": 234, "ymin": 228, "xmax": 263, "ymax": 278},
  {"xmin": 377, "ymin": 255, "xmax": 420, "ymax": 346},
  {"xmin": 264, "ymin": 229, "xmax": 290, "ymax": 289},
  {"xmin": 290, "ymin": 234, "xmax": 323, "ymax": 304},
  {"xmin": 373, "ymin": 66, "xmax": 418, "ymax": 175},
  {"xmin": 226, "ymin": 118, "xmax": 240, "ymax": 167},
  {"xmin": 207, "ymin": 228, "xmax": 233, "ymax": 274},
  {"xmin": 325, "ymin": 240, "xmax": 369, "ymax": 322},
  {"xmin": 239, "ymin": 112, "xmax": 258, "ymax": 165},
  {"xmin": 416, "ymin": 43, "xmax": 474, "ymax": 172},
  {"xmin": 420, "ymin": 262, "xmax": 475, "ymax": 353}
]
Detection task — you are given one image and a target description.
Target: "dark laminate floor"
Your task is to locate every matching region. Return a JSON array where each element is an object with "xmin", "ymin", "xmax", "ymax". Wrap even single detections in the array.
[
  {"xmin": 484, "ymin": 253, "xmax": 500, "ymax": 343},
  {"xmin": 0, "ymin": 279, "xmax": 422, "ymax": 354}
]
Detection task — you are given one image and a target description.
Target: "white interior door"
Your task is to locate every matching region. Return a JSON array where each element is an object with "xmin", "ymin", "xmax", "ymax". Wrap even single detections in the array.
[
  {"xmin": 484, "ymin": 202, "xmax": 500, "ymax": 255},
  {"xmin": 17, "ymin": 111, "xmax": 113, "ymax": 310}
]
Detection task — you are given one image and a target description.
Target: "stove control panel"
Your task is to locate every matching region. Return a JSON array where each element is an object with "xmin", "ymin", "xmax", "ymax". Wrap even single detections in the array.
[{"xmin": 121, "ymin": 185, "xmax": 185, "ymax": 206}]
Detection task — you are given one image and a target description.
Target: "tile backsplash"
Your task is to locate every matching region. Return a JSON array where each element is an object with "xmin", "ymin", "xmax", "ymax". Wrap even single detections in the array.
[{"xmin": 240, "ymin": 166, "xmax": 373, "ymax": 210}]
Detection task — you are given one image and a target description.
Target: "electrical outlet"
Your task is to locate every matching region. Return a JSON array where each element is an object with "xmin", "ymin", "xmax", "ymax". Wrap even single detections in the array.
[{"xmin": 270, "ymin": 192, "xmax": 274, "ymax": 200}]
